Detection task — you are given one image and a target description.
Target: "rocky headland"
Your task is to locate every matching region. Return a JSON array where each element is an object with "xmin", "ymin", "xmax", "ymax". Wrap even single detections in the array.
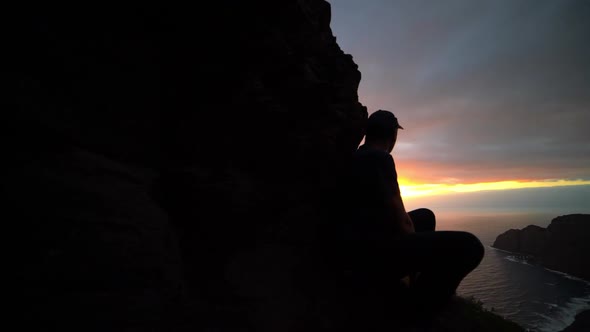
[
  {"xmin": 493, "ymin": 214, "xmax": 590, "ymax": 280},
  {"xmin": 494, "ymin": 214, "xmax": 590, "ymax": 332}
]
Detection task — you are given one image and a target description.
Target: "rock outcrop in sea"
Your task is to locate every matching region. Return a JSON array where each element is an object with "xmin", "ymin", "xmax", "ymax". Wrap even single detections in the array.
[{"xmin": 493, "ymin": 214, "xmax": 590, "ymax": 280}]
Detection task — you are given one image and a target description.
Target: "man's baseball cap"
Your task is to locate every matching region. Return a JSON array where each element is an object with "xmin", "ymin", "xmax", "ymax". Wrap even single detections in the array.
[{"xmin": 368, "ymin": 109, "xmax": 404, "ymax": 130}]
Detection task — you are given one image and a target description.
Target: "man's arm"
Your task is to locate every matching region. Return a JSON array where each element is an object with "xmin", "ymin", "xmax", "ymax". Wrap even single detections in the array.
[
  {"xmin": 381, "ymin": 154, "xmax": 415, "ymax": 234},
  {"xmin": 391, "ymin": 193, "xmax": 414, "ymax": 234}
]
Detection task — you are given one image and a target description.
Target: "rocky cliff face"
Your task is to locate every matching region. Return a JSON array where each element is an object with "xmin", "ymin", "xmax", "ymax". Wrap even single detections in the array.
[
  {"xmin": 7, "ymin": 2, "xmax": 366, "ymax": 331},
  {"xmin": 493, "ymin": 214, "xmax": 590, "ymax": 280}
]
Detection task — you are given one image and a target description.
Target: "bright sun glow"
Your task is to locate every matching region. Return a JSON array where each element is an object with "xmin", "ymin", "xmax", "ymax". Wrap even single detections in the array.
[{"xmin": 398, "ymin": 178, "xmax": 590, "ymax": 198}]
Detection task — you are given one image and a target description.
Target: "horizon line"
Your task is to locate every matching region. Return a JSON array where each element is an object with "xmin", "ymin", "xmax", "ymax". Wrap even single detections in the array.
[{"xmin": 400, "ymin": 179, "xmax": 590, "ymax": 199}]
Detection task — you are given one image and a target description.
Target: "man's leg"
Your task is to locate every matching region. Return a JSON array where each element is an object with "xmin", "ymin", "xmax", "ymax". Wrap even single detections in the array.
[
  {"xmin": 393, "ymin": 230, "xmax": 484, "ymax": 314},
  {"xmin": 403, "ymin": 209, "xmax": 436, "ymax": 286},
  {"xmin": 408, "ymin": 208, "xmax": 435, "ymax": 232}
]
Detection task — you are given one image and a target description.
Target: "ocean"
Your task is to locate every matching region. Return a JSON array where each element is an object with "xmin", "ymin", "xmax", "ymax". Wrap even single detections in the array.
[{"xmin": 433, "ymin": 210, "xmax": 590, "ymax": 332}]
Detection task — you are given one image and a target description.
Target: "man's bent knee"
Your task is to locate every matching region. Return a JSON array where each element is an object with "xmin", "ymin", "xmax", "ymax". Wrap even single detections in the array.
[
  {"xmin": 409, "ymin": 208, "xmax": 436, "ymax": 232},
  {"xmin": 459, "ymin": 232, "xmax": 484, "ymax": 271}
]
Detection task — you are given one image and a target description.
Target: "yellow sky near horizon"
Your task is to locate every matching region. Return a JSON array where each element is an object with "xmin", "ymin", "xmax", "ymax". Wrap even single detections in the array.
[{"xmin": 399, "ymin": 178, "xmax": 590, "ymax": 200}]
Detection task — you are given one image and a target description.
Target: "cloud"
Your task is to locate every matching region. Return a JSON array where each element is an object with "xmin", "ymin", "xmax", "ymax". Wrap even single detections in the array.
[{"xmin": 330, "ymin": 0, "xmax": 590, "ymax": 183}]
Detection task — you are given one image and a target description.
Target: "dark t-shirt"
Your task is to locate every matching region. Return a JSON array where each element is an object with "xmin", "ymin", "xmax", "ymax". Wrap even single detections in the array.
[
  {"xmin": 318, "ymin": 145, "xmax": 404, "ymax": 287},
  {"xmin": 316, "ymin": 144, "xmax": 403, "ymax": 287},
  {"xmin": 333, "ymin": 145, "xmax": 402, "ymax": 266},
  {"xmin": 350, "ymin": 144, "xmax": 401, "ymax": 232},
  {"xmin": 352, "ymin": 145, "xmax": 400, "ymax": 206}
]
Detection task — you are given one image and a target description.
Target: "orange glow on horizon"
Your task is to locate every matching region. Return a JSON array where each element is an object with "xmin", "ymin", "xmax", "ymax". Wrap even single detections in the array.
[{"xmin": 398, "ymin": 178, "xmax": 590, "ymax": 199}]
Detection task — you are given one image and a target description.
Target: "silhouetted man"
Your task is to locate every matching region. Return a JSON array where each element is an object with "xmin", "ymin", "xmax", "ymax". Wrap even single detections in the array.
[{"xmin": 345, "ymin": 110, "xmax": 484, "ymax": 320}]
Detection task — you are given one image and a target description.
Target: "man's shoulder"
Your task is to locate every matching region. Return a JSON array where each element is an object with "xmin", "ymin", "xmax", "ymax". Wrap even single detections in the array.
[{"xmin": 354, "ymin": 146, "xmax": 394, "ymax": 163}]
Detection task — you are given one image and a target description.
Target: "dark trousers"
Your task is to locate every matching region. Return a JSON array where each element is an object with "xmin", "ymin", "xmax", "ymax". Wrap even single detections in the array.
[
  {"xmin": 399, "ymin": 208, "xmax": 485, "ymax": 312},
  {"xmin": 316, "ymin": 208, "xmax": 484, "ymax": 329}
]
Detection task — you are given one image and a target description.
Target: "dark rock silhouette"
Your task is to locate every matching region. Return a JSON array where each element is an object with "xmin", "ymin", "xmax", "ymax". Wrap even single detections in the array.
[
  {"xmin": 8, "ymin": 2, "xmax": 522, "ymax": 331},
  {"xmin": 493, "ymin": 225, "xmax": 550, "ymax": 255},
  {"xmin": 493, "ymin": 214, "xmax": 590, "ymax": 280},
  {"xmin": 8, "ymin": 2, "xmax": 365, "ymax": 331}
]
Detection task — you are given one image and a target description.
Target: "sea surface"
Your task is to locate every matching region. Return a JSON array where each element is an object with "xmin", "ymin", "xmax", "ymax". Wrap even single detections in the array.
[{"xmin": 432, "ymin": 209, "xmax": 590, "ymax": 332}]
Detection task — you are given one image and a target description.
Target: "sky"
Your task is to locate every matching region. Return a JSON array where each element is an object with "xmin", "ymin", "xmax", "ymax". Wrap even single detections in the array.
[{"xmin": 329, "ymin": 0, "xmax": 590, "ymax": 200}]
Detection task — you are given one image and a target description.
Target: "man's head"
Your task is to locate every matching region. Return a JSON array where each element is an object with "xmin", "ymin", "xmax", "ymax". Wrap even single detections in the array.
[{"xmin": 365, "ymin": 110, "xmax": 404, "ymax": 152}]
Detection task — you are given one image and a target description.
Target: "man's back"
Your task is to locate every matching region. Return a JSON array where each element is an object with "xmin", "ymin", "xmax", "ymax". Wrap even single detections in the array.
[
  {"xmin": 349, "ymin": 145, "xmax": 399, "ymax": 239},
  {"xmin": 326, "ymin": 145, "xmax": 401, "ymax": 279}
]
